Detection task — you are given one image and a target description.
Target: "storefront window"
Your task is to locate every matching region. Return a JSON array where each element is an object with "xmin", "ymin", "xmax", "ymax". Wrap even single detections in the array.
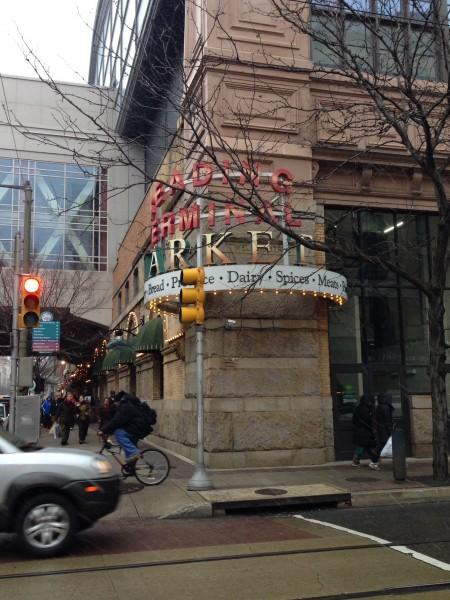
[
  {"xmin": 327, "ymin": 208, "xmax": 450, "ymax": 406},
  {"xmin": 360, "ymin": 212, "xmax": 396, "ymax": 285},
  {"xmin": 397, "ymin": 215, "xmax": 428, "ymax": 281},
  {"xmin": 334, "ymin": 372, "xmax": 364, "ymax": 420},
  {"xmin": 402, "ymin": 288, "xmax": 429, "ymax": 363},
  {"xmin": 329, "ymin": 293, "xmax": 362, "ymax": 363},
  {"xmin": 325, "ymin": 209, "xmax": 360, "ymax": 285},
  {"xmin": 363, "ymin": 287, "xmax": 401, "ymax": 363}
]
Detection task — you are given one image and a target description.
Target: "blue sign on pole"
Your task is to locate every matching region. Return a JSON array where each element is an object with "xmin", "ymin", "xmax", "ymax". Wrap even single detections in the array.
[{"xmin": 32, "ymin": 321, "xmax": 61, "ymax": 353}]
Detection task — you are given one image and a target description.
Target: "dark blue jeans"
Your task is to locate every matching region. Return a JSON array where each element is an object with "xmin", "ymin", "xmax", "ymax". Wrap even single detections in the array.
[{"xmin": 114, "ymin": 428, "xmax": 139, "ymax": 460}]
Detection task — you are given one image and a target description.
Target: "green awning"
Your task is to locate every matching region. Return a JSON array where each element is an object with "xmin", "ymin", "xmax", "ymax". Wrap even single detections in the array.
[
  {"xmin": 101, "ymin": 350, "xmax": 120, "ymax": 372},
  {"xmin": 133, "ymin": 317, "xmax": 163, "ymax": 352},
  {"xmin": 101, "ymin": 340, "xmax": 136, "ymax": 371}
]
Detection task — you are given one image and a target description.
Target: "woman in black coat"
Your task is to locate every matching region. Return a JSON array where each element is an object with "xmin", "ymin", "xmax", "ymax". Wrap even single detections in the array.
[
  {"xmin": 352, "ymin": 394, "xmax": 379, "ymax": 469},
  {"xmin": 376, "ymin": 393, "xmax": 394, "ymax": 453}
]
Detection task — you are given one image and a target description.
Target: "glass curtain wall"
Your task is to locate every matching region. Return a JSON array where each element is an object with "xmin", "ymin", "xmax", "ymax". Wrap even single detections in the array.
[
  {"xmin": 327, "ymin": 208, "xmax": 434, "ymax": 396},
  {"xmin": 92, "ymin": 0, "xmax": 150, "ymax": 106},
  {"xmin": 0, "ymin": 158, "xmax": 107, "ymax": 270}
]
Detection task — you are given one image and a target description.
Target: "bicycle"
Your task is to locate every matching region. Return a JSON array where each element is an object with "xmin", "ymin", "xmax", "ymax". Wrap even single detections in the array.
[{"xmin": 98, "ymin": 437, "xmax": 170, "ymax": 486}]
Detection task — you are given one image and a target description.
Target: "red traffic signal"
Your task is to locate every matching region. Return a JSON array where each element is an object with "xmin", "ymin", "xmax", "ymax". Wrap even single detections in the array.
[{"xmin": 19, "ymin": 275, "xmax": 42, "ymax": 328}]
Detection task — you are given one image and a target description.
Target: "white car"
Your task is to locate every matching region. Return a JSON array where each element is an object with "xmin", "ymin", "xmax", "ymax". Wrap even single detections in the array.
[{"xmin": 0, "ymin": 431, "xmax": 121, "ymax": 557}]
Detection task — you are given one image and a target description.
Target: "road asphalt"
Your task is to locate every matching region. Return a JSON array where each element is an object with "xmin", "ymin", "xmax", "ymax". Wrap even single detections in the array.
[
  {"xmin": 2, "ymin": 510, "xmax": 450, "ymax": 599},
  {"xmin": 39, "ymin": 427, "xmax": 450, "ymax": 520},
  {"xmin": 4, "ymin": 429, "xmax": 450, "ymax": 599}
]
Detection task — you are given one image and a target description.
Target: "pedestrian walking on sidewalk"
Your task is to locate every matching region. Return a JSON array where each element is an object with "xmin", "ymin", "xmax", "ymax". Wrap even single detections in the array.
[
  {"xmin": 56, "ymin": 392, "xmax": 77, "ymax": 446},
  {"xmin": 77, "ymin": 396, "xmax": 91, "ymax": 444},
  {"xmin": 98, "ymin": 397, "xmax": 113, "ymax": 429},
  {"xmin": 376, "ymin": 392, "xmax": 394, "ymax": 455},
  {"xmin": 352, "ymin": 394, "xmax": 380, "ymax": 470}
]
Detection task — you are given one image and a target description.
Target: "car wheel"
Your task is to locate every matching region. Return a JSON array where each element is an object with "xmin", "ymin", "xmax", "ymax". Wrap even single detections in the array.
[{"xmin": 16, "ymin": 493, "xmax": 76, "ymax": 557}]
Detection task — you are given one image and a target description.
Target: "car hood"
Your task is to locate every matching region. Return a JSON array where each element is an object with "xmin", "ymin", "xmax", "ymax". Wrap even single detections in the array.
[{"xmin": 39, "ymin": 447, "xmax": 101, "ymax": 459}]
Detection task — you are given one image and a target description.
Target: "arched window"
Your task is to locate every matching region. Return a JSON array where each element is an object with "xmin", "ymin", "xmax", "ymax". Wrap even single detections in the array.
[
  {"xmin": 118, "ymin": 291, "xmax": 122, "ymax": 314},
  {"xmin": 125, "ymin": 281, "xmax": 129, "ymax": 305}
]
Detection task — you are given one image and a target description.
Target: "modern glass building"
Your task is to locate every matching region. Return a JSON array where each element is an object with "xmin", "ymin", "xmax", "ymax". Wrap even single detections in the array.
[
  {"xmin": 89, "ymin": 0, "xmax": 183, "ymax": 179},
  {"xmin": 0, "ymin": 158, "xmax": 107, "ymax": 271},
  {"xmin": 89, "ymin": 0, "xmax": 151, "ymax": 102}
]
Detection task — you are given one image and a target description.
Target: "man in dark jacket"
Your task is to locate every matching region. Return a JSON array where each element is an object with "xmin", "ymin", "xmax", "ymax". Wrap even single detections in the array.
[
  {"xmin": 376, "ymin": 393, "xmax": 394, "ymax": 453},
  {"xmin": 56, "ymin": 392, "xmax": 77, "ymax": 446},
  {"xmin": 352, "ymin": 394, "xmax": 379, "ymax": 470},
  {"xmin": 99, "ymin": 393, "xmax": 144, "ymax": 466}
]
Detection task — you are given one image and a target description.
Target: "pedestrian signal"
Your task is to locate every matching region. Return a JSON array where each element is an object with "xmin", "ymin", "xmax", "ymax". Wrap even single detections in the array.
[
  {"xmin": 19, "ymin": 275, "xmax": 42, "ymax": 328},
  {"xmin": 179, "ymin": 268, "xmax": 205, "ymax": 324}
]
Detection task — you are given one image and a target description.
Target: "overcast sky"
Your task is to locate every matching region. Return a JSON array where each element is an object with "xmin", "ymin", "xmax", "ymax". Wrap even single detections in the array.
[{"xmin": 0, "ymin": 1, "xmax": 98, "ymax": 84}]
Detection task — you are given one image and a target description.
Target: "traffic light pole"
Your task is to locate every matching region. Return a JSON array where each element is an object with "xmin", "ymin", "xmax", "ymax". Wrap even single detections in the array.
[
  {"xmin": 4, "ymin": 181, "xmax": 34, "ymax": 411},
  {"xmin": 22, "ymin": 181, "xmax": 33, "ymax": 273},
  {"xmin": 19, "ymin": 182, "xmax": 33, "ymax": 371},
  {"xmin": 188, "ymin": 201, "xmax": 213, "ymax": 491},
  {"xmin": 9, "ymin": 232, "xmax": 21, "ymax": 433}
]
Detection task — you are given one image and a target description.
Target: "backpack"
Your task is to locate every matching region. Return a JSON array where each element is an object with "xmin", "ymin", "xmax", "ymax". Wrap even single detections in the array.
[{"xmin": 139, "ymin": 401, "xmax": 157, "ymax": 437}]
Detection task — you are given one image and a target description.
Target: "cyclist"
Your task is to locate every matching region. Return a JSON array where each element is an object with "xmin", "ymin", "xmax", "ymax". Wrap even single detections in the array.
[{"xmin": 98, "ymin": 392, "xmax": 145, "ymax": 472}]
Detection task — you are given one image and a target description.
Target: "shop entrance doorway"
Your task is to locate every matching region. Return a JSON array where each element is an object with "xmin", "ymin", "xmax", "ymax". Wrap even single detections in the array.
[{"xmin": 331, "ymin": 367, "xmax": 411, "ymax": 460}]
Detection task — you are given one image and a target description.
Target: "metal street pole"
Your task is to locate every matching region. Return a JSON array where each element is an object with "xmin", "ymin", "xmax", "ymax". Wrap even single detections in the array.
[
  {"xmin": 18, "ymin": 181, "xmax": 33, "ymax": 388},
  {"xmin": 22, "ymin": 181, "xmax": 33, "ymax": 273},
  {"xmin": 9, "ymin": 232, "xmax": 21, "ymax": 433},
  {"xmin": 188, "ymin": 196, "xmax": 213, "ymax": 491}
]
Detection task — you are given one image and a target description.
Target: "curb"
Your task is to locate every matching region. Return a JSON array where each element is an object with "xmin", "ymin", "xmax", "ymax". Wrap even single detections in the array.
[
  {"xmin": 158, "ymin": 503, "xmax": 213, "ymax": 519},
  {"xmin": 352, "ymin": 486, "xmax": 450, "ymax": 508}
]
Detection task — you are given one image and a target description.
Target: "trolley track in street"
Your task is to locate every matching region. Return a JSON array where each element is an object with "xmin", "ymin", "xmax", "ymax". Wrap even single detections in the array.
[{"xmin": 2, "ymin": 535, "xmax": 450, "ymax": 581}]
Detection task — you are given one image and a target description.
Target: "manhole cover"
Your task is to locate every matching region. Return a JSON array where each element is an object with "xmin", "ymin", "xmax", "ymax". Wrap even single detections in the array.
[
  {"xmin": 254, "ymin": 488, "xmax": 288, "ymax": 496},
  {"xmin": 345, "ymin": 476, "xmax": 378, "ymax": 483}
]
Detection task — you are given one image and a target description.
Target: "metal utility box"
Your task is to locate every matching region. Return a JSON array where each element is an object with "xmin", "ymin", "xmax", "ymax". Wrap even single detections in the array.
[
  {"xmin": 15, "ymin": 394, "xmax": 41, "ymax": 443},
  {"xmin": 18, "ymin": 357, "xmax": 33, "ymax": 388}
]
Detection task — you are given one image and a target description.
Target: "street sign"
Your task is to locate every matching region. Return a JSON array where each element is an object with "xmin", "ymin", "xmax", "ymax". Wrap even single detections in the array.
[
  {"xmin": 40, "ymin": 311, "xmax": 54, "ymax": 322},
  {"xmin": 32, "ymin": 321, "xmax": 60, "ymax": 353}
]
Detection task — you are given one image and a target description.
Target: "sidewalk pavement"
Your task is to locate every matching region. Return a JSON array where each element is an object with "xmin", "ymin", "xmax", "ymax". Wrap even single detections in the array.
[{"xmin": 40, "ymin": 427, "xmax": 450, "ymax": 520}]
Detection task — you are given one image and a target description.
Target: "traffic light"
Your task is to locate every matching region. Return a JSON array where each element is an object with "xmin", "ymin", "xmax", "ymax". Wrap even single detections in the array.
[
  {"xmin": 19, "ymin": 275, "xmax": 42, "ymax": 328},
  {"xmin": 179, "ymin": 267, "xmax": 205, "ymax": 324}
]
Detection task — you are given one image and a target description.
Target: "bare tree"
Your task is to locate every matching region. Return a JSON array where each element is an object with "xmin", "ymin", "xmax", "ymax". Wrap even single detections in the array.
[{"xmin": 8, "ymin": 0, "xmax": 450, "ymax": 479}]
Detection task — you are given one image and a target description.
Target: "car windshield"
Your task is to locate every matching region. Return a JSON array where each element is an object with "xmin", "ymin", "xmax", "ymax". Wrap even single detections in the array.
[{"xmin": 0, "ymin": 431, "xmax": 40, "ymax": 451}]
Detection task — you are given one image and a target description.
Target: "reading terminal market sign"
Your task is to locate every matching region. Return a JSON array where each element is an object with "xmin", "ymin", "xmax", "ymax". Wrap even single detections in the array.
[{"xmin": 144, "ymin": 162, "xmax": 348, "ymax": 306}]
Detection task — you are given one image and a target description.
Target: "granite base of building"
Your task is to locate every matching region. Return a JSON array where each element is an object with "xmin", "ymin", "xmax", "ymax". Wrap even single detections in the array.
[{"xmin": 151, "ymin": 435, "xmax": 334, "ymax": 469}]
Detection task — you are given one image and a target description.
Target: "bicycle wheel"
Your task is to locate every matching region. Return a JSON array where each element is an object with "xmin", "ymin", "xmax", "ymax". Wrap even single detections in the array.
[{"xmin": 134, "ymin": 449, "xmax": 170, "ymax": 485}]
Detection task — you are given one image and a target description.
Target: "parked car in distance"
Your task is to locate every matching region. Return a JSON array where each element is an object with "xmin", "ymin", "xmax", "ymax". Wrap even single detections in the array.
[{"xmin": 0, "ymin": 431, "xmax": 121, "ymax": 557}]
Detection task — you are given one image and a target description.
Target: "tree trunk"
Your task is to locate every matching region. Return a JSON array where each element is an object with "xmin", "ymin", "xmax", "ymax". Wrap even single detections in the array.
[{"xmin": 428, "ymin": 293, "xmax": 449, "ymax": 482}]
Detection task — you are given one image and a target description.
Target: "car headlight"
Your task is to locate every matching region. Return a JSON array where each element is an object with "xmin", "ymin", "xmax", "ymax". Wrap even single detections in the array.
[{"xmin": 92, "ymin": 457, "xmax": 112, "ymax": 474}]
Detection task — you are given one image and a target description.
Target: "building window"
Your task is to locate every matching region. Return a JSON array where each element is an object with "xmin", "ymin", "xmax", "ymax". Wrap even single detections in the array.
[
  {"xmin": 0, "ymin": 158, "xmax": 107, "ymax": 270},
  {"xmin": 326, "ymin": 208, "xmax": 441, "ymax": 377},
  {"xmin": 312, "ymin": 0, "xmax": 442, "ymax": 80},
  {"xmin": 133, "ymin": 267, "xmax": 139, "ymax": 297},
  {"xmin": 118, "ymin": 291, "xmax": 122, "ymax": 314},
  {"xmin": 125, "ymin": 281, "xmax": 130, "ymax": 306}
]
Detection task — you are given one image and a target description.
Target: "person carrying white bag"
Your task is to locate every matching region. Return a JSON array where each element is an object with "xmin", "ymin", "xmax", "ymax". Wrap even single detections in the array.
[
  {"xmin": 376, "ymin": 393, "xmax": 394, "ymax": 459},
  {"xmin": 49, "ymin": 421, "xmax": 61, "ymax": 440}
]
